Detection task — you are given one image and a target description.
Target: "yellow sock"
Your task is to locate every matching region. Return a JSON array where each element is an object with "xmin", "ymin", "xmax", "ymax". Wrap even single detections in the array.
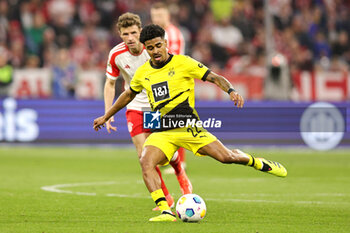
[
  {"xmin": 246, "ymin": 154, "xmax": 263, "ymax": 170},
  {"xmin": 151, "ymin": 189, "xmax": 170, "ymax": 212}
]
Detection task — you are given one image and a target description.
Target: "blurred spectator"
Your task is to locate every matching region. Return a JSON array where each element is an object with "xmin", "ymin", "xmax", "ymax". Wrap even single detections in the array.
[
  {"xmin": 92, "ymin": 37, "xmax": 111, "ymax": 70},
  {"xmin": 210, "ymin": 0, "xmax": 233, "ymax": 21},
  {"xmin": 24, "ymin": 54, "xmax": 40, "ymax": 68},
  {"xmin": 51, "ymin": 15, "xmax": 73, "ymax": 48},
  {"xmin": 25, "ymin": 11, "xmax": 47, "ymax": 56},
  {"xmin": 95, "ymin": 0, "xmax": 117, "ymax": 29},
  {"xmin": 70, "ymin": 35, "xmax": 92, "ymax": 69},
  {"xmin": 2, "ymin": 0, "xmax": 349, "ymax": 73},
  {"xmin": 19, "ymin": 2, "xmax": 34, "ymax": 30},
  {"xmin": 308, "ymin": 6, "xmax": 327, "ymax": 40},
  {"xmin": 45, "ymin": 0, "xmax": 75, "ymax": 25},
  {"xmin": 71, "ymin": 18, "xmax": 109, "ymax": 69},
  {"xmin": 332, "ymin": 30, "xmax": 350, "ymax": 59},
  {"xmin": 273, "ymin": 0, "xmax": 293, "ymax": 31},
  {"xmin": 290, "ymin": 14, "xmax": 313, "ymax": 51},
  {"xmin": 211, "ymin": 17, "xmax": 243, "ymax": 54},
  {"xmin": 225, "ymin": 44, "xmax": 266, "ymax": 77},
  {"xmin": 0, "ymin": 46, "xmax": 13, "ymax": 97},
  {"xmin": 52, "ymin": 48, "xmax": 77, "ymax": 98},
  {"xmin": 8, "ymin": 20, "xmax": 25, "ymax": 44},
  {"xmin": 192, "ymin": 43, "xmax": 213, "ymax": 67},
  {"xmin": 9, "ymin": 39, "xmax": 25, "ymax": 68},
  {"xmin": 192, "ymin": 27, "xmax": 229, "ymax": 68},
  {"xmin": 45, "ymin": 0, "xmax": 75, "ymax": 48},
  {"xmin": 19, "ymin": 0, "xmax": 47, "ymax": 30},
  {"xmin": 42, "ymin": 46, "xmax": 56, "ymax": 68},
  {"xmin": 291, "ymin": 47, "xmax": 314, "ymax": 71},
  {"xmin": 150, "ymin": 2, "xmax": 185, "ymax": 54},
  {"xmin": 327, "ymin": 57, "xmax": 348, "ymax": 72},
  {"xmin": 231, "ymin": 1, "xmax": 255, "ymax": 41},
  {"xmin": 40, "ymin": 27, "xmax": 58, "ymax": 67},
  {"xmin": 6, "ymin": 20, "xmax": 26, "ymax": 67},
  {"xmin": 0, "ymin": 0, "xmax": 348, "ymax": 100},
  {"xmin": 313, "ymin": 31, "xmax": 331, "ymax": 60},
  {"xmin": 75, "ymin": 0, "xmax": 98, "ymax": 26},
  {"xmin": 0, "ymin": 0, "xmax": 9, "ymax": 44}
]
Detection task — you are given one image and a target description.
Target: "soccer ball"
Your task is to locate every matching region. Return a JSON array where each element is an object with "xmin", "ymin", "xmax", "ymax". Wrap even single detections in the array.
[{"xmin": 176, "ymin": 194, "xmax": 206, "ymax": 222}]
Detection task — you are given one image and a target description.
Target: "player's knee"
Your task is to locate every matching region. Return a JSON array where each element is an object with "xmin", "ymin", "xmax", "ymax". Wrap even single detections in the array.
[
  {"xmin": 140, "ymin": 154, "xmax": 153, "ymax": 172},
  {"xmin": 136, "ymin": 149, "xmax": 142, "ymax": 159},
  {"xmin": 134, "ymin": 145, "xmax": 143, "ymax": 159}
]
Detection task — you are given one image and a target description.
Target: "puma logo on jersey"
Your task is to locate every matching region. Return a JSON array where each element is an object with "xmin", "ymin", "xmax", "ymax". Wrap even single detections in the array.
[{"xmin": 124, "ymin": 64, "xmax": 130, "ymax": 69}]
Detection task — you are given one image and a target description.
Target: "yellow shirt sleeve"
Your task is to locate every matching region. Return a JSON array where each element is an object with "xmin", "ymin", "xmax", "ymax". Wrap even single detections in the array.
[
  {"xmin": 130, "ymin": 68, "xmax": 144, "ymax": 93},
  {"xmin": 184, "ymin": 56, "xmax": 211, "ymax": 81}
]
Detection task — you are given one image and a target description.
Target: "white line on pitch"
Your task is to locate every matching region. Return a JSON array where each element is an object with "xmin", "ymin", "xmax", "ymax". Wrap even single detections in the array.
[
  {"xmin": 206, "ymin": 198, "xmax": 349, "ymax": 205},
  {"xmin": 40, "ymin": 181, "xmax": 350, "ymax": 205},
  {"xmin": 41, "ymin": 181, "xmax": 117, "ymax": 195}
]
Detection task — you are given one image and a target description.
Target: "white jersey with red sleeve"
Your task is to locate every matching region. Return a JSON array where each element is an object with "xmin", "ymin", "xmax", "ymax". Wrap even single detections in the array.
[
  {"xmin": 165, "ymin": 24, "xmax": 185, "ymax": 55},
  {"xmin": 106, "ymin": 42, "xmax": 150, "ymax": 111}
]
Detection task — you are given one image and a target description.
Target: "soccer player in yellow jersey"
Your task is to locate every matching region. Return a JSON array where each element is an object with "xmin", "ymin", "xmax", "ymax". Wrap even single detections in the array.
[{"xmin": 94, "ymin": 24, "xmax": 287, "ymax": 222}]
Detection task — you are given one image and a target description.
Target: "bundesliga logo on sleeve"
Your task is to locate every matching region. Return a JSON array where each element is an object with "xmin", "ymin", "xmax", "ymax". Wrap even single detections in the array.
[{"xmin": 143, "ymin": 111, "xmax": 161, "ymax": 129}]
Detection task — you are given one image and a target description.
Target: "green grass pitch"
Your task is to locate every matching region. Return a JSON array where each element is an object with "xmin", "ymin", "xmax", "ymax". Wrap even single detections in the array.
[{"xmin": 1, "ymin": 146, "xmax": 350, "ymax": 233}]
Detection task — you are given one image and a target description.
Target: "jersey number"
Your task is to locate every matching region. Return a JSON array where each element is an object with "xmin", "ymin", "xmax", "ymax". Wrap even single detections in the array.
[
  {"xmin": 151, "ymin": 81, "xmax": 170, "ymax": 102},
  {"xmin": 187, "ymin": 126, "xmax": 202, "ymax": 138}
]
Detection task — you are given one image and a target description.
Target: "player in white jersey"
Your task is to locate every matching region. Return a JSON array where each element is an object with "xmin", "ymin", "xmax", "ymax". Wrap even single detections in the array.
[
  {"xmin": 151, "ymin": 2, "xmax": 185, "ymax": 55},
  {"xmin": 103, "ymin": 13, "xmax": 192, "ymax": 210}
]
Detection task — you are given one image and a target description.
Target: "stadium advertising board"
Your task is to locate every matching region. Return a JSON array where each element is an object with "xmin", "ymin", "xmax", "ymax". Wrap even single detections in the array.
[
  {"xmin": 0, "ymin": 98, "xmax": 348, "ymax": 149},
  {"xmin": 6, "ymin": 69, "xmax": 349, "ymax": 101},
  {"xmin": 292, "ymin": 70, "xmax": 349, "ymax": 101},
  {"xmin": 9, "ymin": 69, "xmax": 52, "ymax": 98},
  {"xmin": 8, "ymin": 68, "xmax": 104, "ymax": 99}
]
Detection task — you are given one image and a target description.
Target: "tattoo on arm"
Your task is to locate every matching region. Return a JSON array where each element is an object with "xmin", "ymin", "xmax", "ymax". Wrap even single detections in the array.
[{"xmin": 206, "ymin": 71, "xmax": 233, "ymax": 93}]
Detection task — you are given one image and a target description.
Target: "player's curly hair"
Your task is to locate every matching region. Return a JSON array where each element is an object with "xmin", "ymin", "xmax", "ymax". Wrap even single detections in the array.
[
  {"xmin": 139, "ymin": 24, "xmax": 165, "ymax": 44},
  {"xmin": 116, "ymin": 12, "xmax": 142, "ymax": 31}
]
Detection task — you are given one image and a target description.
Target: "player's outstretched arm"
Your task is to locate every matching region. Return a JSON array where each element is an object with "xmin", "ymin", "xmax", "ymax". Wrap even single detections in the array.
[
  {"xmin": 104, "ymin": 78, "xmax": 117, "ymax": 133},
  {"xmin": 205, "ymin": 71, "xmax": 244, "ymax": 108},
  {"xmin": 94, "ymin": 88, "xmax": 137, "ymax": 131}
]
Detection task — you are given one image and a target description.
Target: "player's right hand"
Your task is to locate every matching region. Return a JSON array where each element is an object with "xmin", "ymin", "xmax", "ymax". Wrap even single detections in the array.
[
  {"xmin": 93, "ymin": 116, "xmax": 107, "ymax": 131},
  {"xmin": 229, "ymin": 91, "xmax": 244, "ymax": 108},
  {"xmin": 106, "ymin": 116, "xmax": 117, "ymax": 133}
]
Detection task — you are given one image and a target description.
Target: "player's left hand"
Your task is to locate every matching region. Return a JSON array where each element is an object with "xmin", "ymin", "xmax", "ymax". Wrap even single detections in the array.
[
  {"xmin": 230, "ymin": 91, "xmax": 244, "ymax": 108},
  {"xmin": 93, "ymin": 116, "xmax": 107, "ymax": 131},
  {"xmin": 106, "ymin": 116, "xmax": 117, "ymax": 133}
]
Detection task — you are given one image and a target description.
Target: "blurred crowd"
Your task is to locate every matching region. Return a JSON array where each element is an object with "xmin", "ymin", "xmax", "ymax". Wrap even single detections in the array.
[{"xmin": 0, "ymin": 0, "xmax": 349, "ymax": 97}]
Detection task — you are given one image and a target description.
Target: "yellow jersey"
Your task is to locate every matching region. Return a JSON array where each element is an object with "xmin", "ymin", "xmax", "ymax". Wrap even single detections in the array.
[{"xmin": 130, "ymin": 54, "xmax": 210, "ymax": 130}]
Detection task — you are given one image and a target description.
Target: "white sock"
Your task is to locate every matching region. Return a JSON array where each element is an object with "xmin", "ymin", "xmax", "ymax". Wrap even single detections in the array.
[{"xmin": 171, "ymin": 151, "xmax": 178, "ymax": 162}]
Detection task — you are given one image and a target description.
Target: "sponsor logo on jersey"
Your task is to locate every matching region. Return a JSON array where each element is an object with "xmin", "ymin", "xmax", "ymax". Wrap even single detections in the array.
[{"xmin": 151, "ymin": 81, "xmax": 170, "ymax": 102}]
